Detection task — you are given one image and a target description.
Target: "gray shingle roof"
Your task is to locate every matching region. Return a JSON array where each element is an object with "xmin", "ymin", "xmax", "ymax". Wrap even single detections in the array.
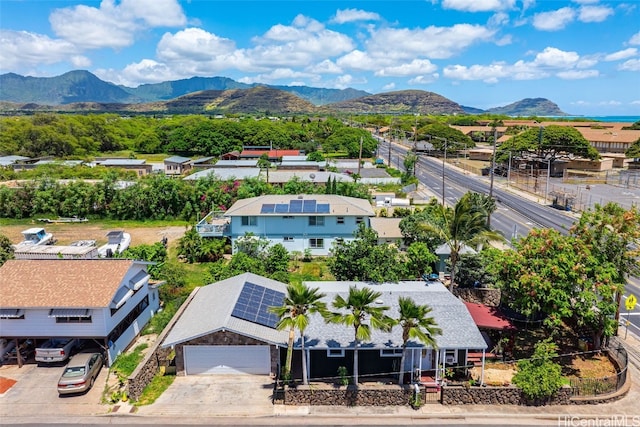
[
  {"xmin": 163, "ymin": 274, "xmax": 486, "ymax": 351},
  {"xmin": 301, "ymin": 280, "xmax": 487, "ymax": 350},
  {"xmin": 162, "ymin": 273, "xmax": 289, "ymax": 347}
]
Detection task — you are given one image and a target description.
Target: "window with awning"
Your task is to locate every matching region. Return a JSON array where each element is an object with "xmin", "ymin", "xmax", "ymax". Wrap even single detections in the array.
[
  {"xmin": 0, "ymin": 308, "xmax": 25, "ymax": 319},
  {"xmin": 129, "ymin": 271, "xmax": 150, "ymax": 291},
  {"xmin": 111, "ymin": 286, "xmax": 134, "ymax": 310},
  {"xmin": 48, "ymin": 308, "xmax": 91, "ymax": 317},
  {"xmin": 49, "ymin": 308, "xmax": 92, "ymax": 323}
]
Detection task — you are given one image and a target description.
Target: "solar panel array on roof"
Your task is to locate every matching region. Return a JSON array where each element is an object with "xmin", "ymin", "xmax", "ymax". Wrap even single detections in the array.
[
  {"xmin": 260, "ymin": 204, "xmax": 275, "ymax": 213},
  {"xmin": 259, "ymin": 199, "xmax": 330, "ymax": 214},
  {"xmin": 231, "ymin": 282, "xmax": 285, "ymax": 329}
]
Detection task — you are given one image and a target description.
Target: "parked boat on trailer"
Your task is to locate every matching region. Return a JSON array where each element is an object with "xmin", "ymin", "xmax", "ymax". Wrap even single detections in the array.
[
  {"xmin": 97, "ymin": 230, "xmax": 131, "ymax": 257},
  {"xmin": 13, "ymin": 228, "xmax": 56, "ymax": 248}
]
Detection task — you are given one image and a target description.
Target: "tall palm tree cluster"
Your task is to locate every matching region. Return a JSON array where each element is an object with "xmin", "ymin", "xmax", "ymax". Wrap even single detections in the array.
[{"xmin": 270, "ymin": 283, "xmax": 442, "ymax": 385}]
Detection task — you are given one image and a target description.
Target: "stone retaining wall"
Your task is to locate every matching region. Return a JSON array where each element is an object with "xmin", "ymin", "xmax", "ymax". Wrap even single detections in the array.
[
  {"xmin": 284, "ymin": 385, "xmax": 417, "ymax": 406},
  {"xmin": 127, "ymin": 287, "xmax": 200, "ymax": 401},
  {"xmin": 441, "ymin": 385, "xmax": 572, "ymax": 405},
  {"xmin": 453, "ymin": 288, "xmax": 501, "ymax": 306}
]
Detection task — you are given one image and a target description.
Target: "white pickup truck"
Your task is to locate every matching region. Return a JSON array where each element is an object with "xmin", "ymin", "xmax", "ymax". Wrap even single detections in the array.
[{"xmin": 35, "ymin": 338, "xmax": 80, "ymax": 363}]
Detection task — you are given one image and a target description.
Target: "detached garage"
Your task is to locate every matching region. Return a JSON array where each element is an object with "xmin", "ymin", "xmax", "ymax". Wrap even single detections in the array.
[{"xmin": 161, "ymin": 273, "xmax": 288, "ymax": 376}]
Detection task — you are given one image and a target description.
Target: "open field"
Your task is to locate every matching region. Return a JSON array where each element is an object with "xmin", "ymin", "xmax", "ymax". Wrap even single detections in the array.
[{"xmin": 1, "ymin": 222, "xmax": 188, "ymax": 248}]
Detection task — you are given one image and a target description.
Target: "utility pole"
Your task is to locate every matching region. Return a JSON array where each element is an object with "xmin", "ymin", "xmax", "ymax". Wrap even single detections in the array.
[
  {"xmin": 488, "ymin": 126, "xmax": 498, "ymax": 227},
  {"xmin": 357, "ymin": 137, "xmax": 363, "ymax": 176}
]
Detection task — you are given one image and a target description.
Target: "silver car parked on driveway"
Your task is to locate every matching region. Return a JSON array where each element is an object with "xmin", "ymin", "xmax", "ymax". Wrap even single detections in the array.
[{"xmin": 57, "ymin": 352, "xmax": 103, "ymax": 395}]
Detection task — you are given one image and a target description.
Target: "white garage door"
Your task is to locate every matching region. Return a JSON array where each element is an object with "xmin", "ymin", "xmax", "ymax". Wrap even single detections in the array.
[{"xmin": 184, "ymin": 345, "xmax": 271, "ymax": 375}]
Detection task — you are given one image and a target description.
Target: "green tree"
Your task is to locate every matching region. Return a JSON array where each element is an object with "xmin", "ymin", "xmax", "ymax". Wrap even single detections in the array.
[
  {"xmin": 420, "ymin": 192, "xmax": 503, "ymax": 291},
  {"xmin": 512, "ymin": 339, "xmax": 564, "ymax": 401},
  {"xmin": 327, "ymin": 225, "xmax": 409, "ymax": 282},
  {"xmin": 396, "ymin": 297, "xmax": 441, "ymax": 385},
  {"xmin": 119, "ymin": 242, "xmax": 167, "ymax": 279},
  {"xmin": 330, "ymin": 286, "xmax": 395, "ymax": 384},
  {"xmin": 269, "ymin": 283, "xmax": 328, "ymax": 384},
  {"xmin": 0, "ymin": 233, "xmax": 15, "ymax": 267},
  {"xmin": 264, "ymin": 243, "xmax": 290, "ymax": 274},
  {"xmin": 177, "ymin": 228, "xmax": 227, "ymax": 263},
  {"xmin": 405, "ymin": 242, "xmax": 438, "ymax": 279},
  {"xmin": 497, "ymin": 125, "xmax": 599, "ymax": 163}
]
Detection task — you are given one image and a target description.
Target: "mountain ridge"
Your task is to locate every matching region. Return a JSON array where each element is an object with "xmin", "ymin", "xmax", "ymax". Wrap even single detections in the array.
[{"xmin": 0, "ymin": 70, "xmax": 569, "ymax": 116}]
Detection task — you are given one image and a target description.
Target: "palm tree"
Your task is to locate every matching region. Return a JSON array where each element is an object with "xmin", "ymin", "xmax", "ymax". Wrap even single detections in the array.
[
  {"xmin": 421, "ymin": 192, "xmax": 503, "ymax": 292},
  {"xmin": 397, "ymin": 297, "xmax": 442, "ymax": 385},
  {"xmin": 269, "ymin": 282, "xmax": 327, "ymax": 385},
  {"xmin": 330, "ymin": 286, "xmax": 395, "ymax": 385}
]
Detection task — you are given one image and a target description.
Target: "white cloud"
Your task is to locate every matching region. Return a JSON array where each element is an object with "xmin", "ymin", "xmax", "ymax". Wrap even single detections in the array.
[
  {"xmin": 532, "ymin": 7, "xmax": 576, "ymax": 31},
  {"xmin": 619, "ymin": 59, "xmax": 640, "ymax": 71},
  {"xmin": 599, "ymin": 100, "xmax": 622, "ymax": 106},
  {"xmin": 307, "ymin": 60, "xmax": 342, "ymax": 74},
  {"xmin": 488, "ymin": 12, "xmax": 509, "ymax": 27},
  {"xmin": 366, "ymin": 24, "xmax": 496, "ymax": 60},
  {"xmin": 382, "ymin": 82, "xmax": 396, "ymax": 91},
  {"xmin": 533, "ymin": 47, "xmax": 580, "ymax": 68},
  {"xmin": 70, "ymin": 55, "xmax": 92, "ymax": 68},
  {"xmin": 572, "ymin": 0, "xmax": 599, "ymax": 4},
  {"xmin": 443, "ymin": 63, "xmax": 510, "ymax": 82},
  {"xmin": 578, "ymin": 5, "xmax": 614, "ymax": 23},
  {"xmin": 556, "ymin": 69, "xmax": 599, "ymax": 79},
  {"xmin": 408, "ymin": 74, "xmax": 439, "ymax": 85},
  {"xmin": 0, "ymin": 30, "xmax": 80, "ymax": 71},
  {"xmin": 96, "ymin": 59, "xmax": 180, "ymax": 86},
  {"xmin": 604, "ymin": 48, "xmax": 638, "ymax": 61},
  {"xmin": 331, "ymin": 9, "xmax": 381, "ymax": 24},
  {"xmin": 375, "ymin": 59, "xmax": 438, "ymax": 77},
  {"xmin": 157, "ymin": 28, "xmax": 236, "ymax": 62},
  {"xmin": 629, "ymin": 31, "xmax": 640, "ymax": 46},
  {"xmin": 631, "ymin": 100, "xmax": 640, "ymax": 105},
  {"xmin": 441, "ymin": 0, "xmax": 515, "ymax": 12},
  {"xmin": 49, "ymin": 0, "xmax": 185, "ymax": 49}
]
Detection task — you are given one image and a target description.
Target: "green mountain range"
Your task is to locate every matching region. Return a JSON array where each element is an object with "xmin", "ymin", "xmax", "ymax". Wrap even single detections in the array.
[{"xmin": 0, "ymin": 70, "xmax": 568, "ymax": 116}]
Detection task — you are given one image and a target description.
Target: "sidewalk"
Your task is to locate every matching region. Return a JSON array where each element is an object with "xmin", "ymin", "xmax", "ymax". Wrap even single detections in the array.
[{"xmin": 272, "ymin": 330, "xmax": 640, "ymax": 423}]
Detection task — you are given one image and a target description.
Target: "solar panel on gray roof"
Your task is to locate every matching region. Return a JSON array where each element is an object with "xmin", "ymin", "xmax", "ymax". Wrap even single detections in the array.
[
  {"xmin": 289, "ymin": 199, "xmax": 303, "ymax": 213},
  {"xmin": 260, "ymin": 204, "xmax": 275, "ymax": 213},
  {"xmin": 317, "ymin": 203, "xmax": 330, "ymax": 213},
  {"xmin": 275, "ymin": 204, "xmax": 289, "ymax": 213},
  {"xmin": 302, "ymin": 199, "xmax": 317, "ymax": 213},
  {"xmin": 231, "ymin": 282, "xmax": 285, "ymax": 329}
]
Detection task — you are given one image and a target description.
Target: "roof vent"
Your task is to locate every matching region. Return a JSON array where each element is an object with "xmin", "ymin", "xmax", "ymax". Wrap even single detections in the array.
[
  {"xmin": 298, "ymin": 195, "xmax": 303, "ymax": 199},
  {"xmin": 375, "ymin": 299, "xmax": 384, "ymax": 305}
]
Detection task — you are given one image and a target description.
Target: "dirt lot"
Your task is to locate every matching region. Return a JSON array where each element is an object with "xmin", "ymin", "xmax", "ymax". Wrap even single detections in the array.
[{"xmin": 2, "ymin": 223, "xmax": 188, "ymax": 248}]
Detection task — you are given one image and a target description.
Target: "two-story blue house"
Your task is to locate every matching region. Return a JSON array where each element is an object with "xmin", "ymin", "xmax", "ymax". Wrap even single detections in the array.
[{"xmin": 197, "ymin": 194, "xmax": 375, "ymax": 256}]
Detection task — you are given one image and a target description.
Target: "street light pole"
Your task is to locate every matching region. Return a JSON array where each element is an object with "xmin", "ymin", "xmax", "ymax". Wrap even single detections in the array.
[{"xmin": 441, "ymin": 138, "xmax": 447, "ymax": 206}]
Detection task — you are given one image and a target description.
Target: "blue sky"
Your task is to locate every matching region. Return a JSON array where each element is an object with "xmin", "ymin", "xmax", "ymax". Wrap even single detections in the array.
[{"xmin": 1, "ymin": 0, "xmax": 639, "ymax": 115}]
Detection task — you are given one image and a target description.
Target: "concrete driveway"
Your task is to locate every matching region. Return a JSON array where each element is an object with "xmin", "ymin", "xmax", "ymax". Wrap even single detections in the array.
[
  {"xmin": 0, "ymin": 359, "xmax": 109, "ymax": 418},
  {"xmin": 136, "ymin": 374, "xmax": 275, "ymax": 417}
]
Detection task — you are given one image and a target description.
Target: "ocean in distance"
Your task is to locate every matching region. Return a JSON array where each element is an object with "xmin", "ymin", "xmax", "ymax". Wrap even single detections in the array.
[{"xmin": 561, "ymin": 116, "xmax": 640, "ymax": 123}]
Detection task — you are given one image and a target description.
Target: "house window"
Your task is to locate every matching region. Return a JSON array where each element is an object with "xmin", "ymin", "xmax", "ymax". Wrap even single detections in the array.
[
  {"xmin": 336, "ymin": 216, "xmax": 345, "ymax": 224},
  {"xmin": 356, "ymin": 217, "xmax": 364, "ymax": 224},
  {"xmin": 309, "ymin": 238, "xmax": 324, "ymax": 249},
  {"xmin": 327, "ymin": 349, "xmax": 345, "ymax": 357},
  {"xmin": 309, "ymin": 216, "xmax": 325, "ymax": 226},
  {"xmin": 283, "ymin": 236, "xmax": 294, "ymax": 242},
  {"xmin": 380, "ymin": 349, "xmax": 404, "ymax": 357},
  {"xmin": 50, "ymin": 308, "xmax": 92, "ymax": 323},
  {"xmin": 445, "ymin": 349, "xmax": 457, "ymax": 364},
  {"xmin": 56, "ymin": 316, "xmax": 92, "ymax": 324},
  {"xmin": 108, "ymin": 296, "xmax": 150, "ymax": 345},
  {"xmin": 241, "ymin": 216, "xmax": 257, "ymax": 226},
  {"xmin": 0, "ymin": 309, "xmax": 24, "ymax": 319}
]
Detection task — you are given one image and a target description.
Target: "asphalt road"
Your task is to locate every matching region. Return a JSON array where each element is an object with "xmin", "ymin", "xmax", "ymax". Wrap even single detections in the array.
[{"xmin": 376, "ymin": 137, "xmax": 640, "ymax": 332}]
